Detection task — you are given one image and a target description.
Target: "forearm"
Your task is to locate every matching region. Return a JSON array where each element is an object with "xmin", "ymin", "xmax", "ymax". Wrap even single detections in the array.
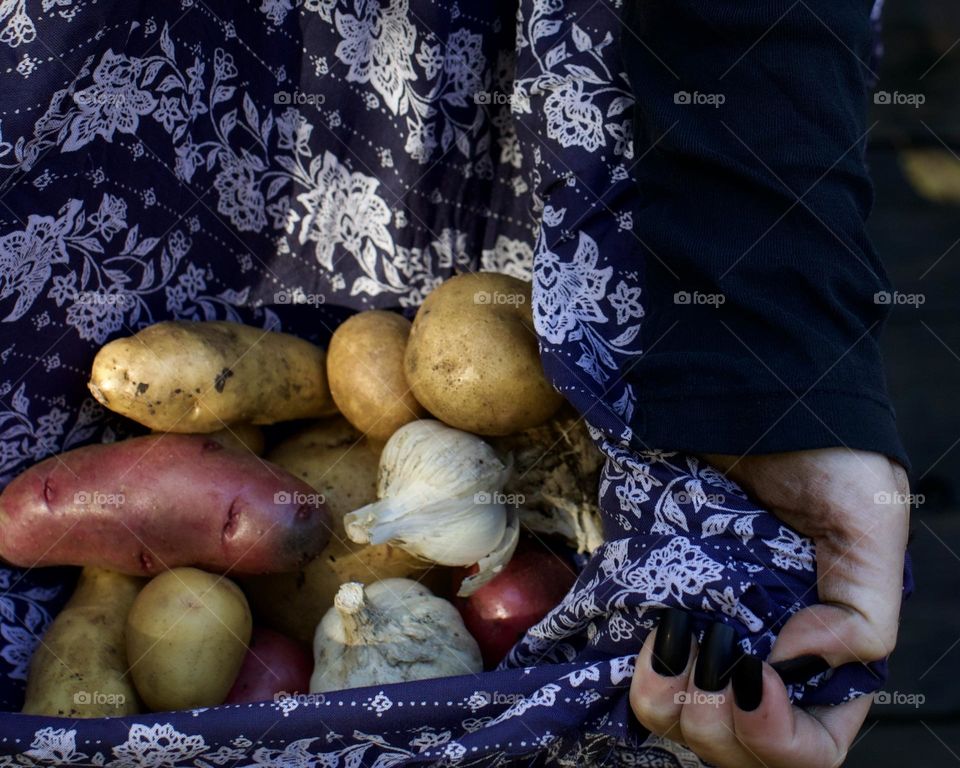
[{"xmin": 620, "ymin": 0, "xmax": 907, "ymax": 466}]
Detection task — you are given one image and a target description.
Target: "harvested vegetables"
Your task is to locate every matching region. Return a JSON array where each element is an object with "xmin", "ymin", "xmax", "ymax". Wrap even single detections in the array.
[
  {"xmin": 326, "ymin": 310, "xmax": 426, "ymax": 442},
  {"xmin": 22, "ymin": 568, "xmax": 144, "ymax": 718},
  {"xmin": 241, "ymin": 418, "xmax": 435, "ymax": 645},
  {"xmin": 310, "ymin": 579, "xmax": 481, "ymax": 693},
  {"xmin": 10, "ymin": 274, "xmax": 599, "ymax": 715},
  {"xmin": 343, "ymin": 420, "xmax": 520, "ymax": 595},
  {"xmin": 126, "ymin": 568, "xmax": 252, "ymax": 711},
  {"xmin": 0, "ymin": 433, "xmax": 332, "ymax": 575},
  {"xmin": 88, "ymin": 320, "xmax": 335, "ymax": 432}
]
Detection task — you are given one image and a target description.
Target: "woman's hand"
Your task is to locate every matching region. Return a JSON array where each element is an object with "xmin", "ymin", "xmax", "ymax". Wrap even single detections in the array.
[{"xmin": 629, "ymin": 448, "xmax": 910, "ymax": 767}]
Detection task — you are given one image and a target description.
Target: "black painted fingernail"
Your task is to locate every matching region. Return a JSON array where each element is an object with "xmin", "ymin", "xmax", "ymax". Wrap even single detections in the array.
[
  {"xmin": 770, "ymin": 655, "xmax": 830, "ymax": 686},
  {"xmin": 651, "ymin": 608, "xmax": 692, "ymax": 677},
  {"xmin": 694, "ymin": 623, "xmax": 738, "ymax": 692},
  {"xmin": 732, "ymin": 655, "xmax": 763, "ymax": 712}
]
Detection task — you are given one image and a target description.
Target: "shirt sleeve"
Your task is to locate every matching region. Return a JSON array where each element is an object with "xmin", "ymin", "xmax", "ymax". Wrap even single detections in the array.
[{"xmin": 619, "ymin": 0, "xmax": 909, "ymax": 469}]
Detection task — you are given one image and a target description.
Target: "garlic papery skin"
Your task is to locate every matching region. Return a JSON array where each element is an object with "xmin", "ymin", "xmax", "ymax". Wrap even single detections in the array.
[
  {"xmin": 457, "ymin": 506, "xmax": 520, "ymax": 597},
  {"xmin": 343, "ymin": 420, "xmax": 512, "ymax": 566},
  {"xmin": 309, "ymin": 579, "xmax": 482, "ymax": 693}
]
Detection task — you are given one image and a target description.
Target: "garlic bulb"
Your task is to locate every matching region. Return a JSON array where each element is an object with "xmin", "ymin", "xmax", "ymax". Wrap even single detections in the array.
[
  {"xmin": 309, "ymin": 579, "xmax": 482, "ymax": 692},
  {"xmin": 343, "ymin": 420, "xmax": 512, "ymax": 567}
]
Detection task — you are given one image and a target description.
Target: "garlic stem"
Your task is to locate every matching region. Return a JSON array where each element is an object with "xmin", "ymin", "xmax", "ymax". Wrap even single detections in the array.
[{"xmin": 333, "ymin": 582, "xmax": 378, "ymax": 645}]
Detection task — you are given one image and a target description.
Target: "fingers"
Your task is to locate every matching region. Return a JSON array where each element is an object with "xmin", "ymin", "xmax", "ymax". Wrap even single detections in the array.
[
  {"xmin": 731, "ymin": 665, "xmax": 873, "ymax": 768},
  {"xmin": 676, "ymin": 623, "xmax": 746, "ymax": 766},
  {"xmin": 630, "ymin": 608, "xmax": 694, "ymax": 742},
  {"xmin": 631, "ymin": 611, "xmax": 874, "ymax": 768}
]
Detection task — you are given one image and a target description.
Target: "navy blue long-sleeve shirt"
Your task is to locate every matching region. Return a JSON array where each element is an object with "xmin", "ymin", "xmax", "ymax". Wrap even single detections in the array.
[{"xmin": 620, "ymin": 0, "xmax": 908, "ymax": 468}]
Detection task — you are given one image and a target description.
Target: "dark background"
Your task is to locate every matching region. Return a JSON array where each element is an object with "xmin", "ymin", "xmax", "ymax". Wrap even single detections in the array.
[{"xmin": 847, "ymin": 0, "xmax": 960, "ymax": 763}]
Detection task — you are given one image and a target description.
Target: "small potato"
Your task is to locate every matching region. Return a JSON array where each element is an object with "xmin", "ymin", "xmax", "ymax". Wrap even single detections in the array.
[
  {"xmin": 22, "ymin": 568, "xmax": 144, "ymax": 717},
  {"xmin": 265, "ymin": 418, "xmax": 381, "ymax": 520},
  {"xmin": 89, "ymin": 321, "xmax": 335, "ymax": 433},
  {"xmin": 404, "ymin": 273, "xmax": 563, "ymax": 435},
  {"xmin": 224, "ymin": 627, "xmax": 313, "ymax": 704},
  {"xmin": 327, "ymin": 311, "xmax": 425, "ymax": 442},
  {"xmin": 240, "ymin": 419, "xmax": 438, "ymax": 644},
  {"xmin": 126, "ymin": 568, "xmax": 252, "ymax": 711}
]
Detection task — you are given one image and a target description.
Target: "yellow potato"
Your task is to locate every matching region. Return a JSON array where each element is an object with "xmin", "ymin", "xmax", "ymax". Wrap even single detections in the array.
[
  {"xmin": 265, "ymin": 417, "xmax": 381, "ymax": 519},
  {"xmin": 240, "ymin": 419, "xmax": 439, "ymax": 644},
  {"xmin": 126, "ymin": 568, "xmax": 251, "ymax": 711},
  {"xmin": 89, "ymin": 321, "xmax": 335, "ymax": 433},
  {"xmin": 327, "ymin": 311, "xmax": 425, "ymax": 442},
  {"xmin": 22, "ymin": 568, "xmax": 144, "ymax": 717},
  {"xmin": 404, "ymin": 272, "xmax": 564, "ymax": 435}
]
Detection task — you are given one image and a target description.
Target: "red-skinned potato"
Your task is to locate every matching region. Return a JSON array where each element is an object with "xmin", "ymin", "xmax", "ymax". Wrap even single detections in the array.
[
  {"xmin": 224, "ymin": 627, "xmax": 313, "ymax": 704},
  {"xmin": 452, "ymin": 538, "xmax": 577, "ymax": 668},
  {"xmin": 0, "ymin": 434, "xmax": 331, "ymax": 575}
]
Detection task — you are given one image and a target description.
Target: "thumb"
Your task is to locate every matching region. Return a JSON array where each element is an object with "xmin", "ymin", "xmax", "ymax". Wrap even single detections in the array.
[{"xmin": 769, "ymin": 490, "xmax": 909, "ymax": 669}]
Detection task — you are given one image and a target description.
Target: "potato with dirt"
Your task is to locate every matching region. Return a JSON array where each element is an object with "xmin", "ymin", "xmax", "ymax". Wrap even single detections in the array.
[
  {"xmin": 22, "ymin": 568, "xmax": 144, "ymax": 718},
  {"xmin": 326, "ymin": 311, "xmax": 425, "ymax": 442},
  {"xmin": 0, "ymin": 434, "xmax": 331, "ymax": 575},
  {"xmin": 126, "ymin": 568, "xmax": 252, "ymax": 710},
  {"xmin": 88, "ymin": 320, "xmax": 335, "ymax": 433},
  {"xmin": 240, "ymin": 418, "xmax": 438, "ymax": 645},
  {"xmin": 404, "ymin": 272, "xmax": 563, "ymax": 435}
]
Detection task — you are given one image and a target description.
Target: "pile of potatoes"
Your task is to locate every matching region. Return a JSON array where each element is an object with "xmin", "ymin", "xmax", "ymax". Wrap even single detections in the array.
[{"xmin": 5, "ymin": 271, "xmax": 601, "ymax": 716}]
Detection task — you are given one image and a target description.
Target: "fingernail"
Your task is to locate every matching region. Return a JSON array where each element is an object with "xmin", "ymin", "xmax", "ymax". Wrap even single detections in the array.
[
  {"xmin": 694, "ymin": 623, "xmax": 738, "ymax": 691},
  {"xmin": 770, "ymin": 655, "xmax": 830, "ymax": 686},
  {"xmin": 732, "ymin": 654, "xmax": 763, "ymax": 712},
  {"xmin": 651, "ymin": 608, "xmax": 692, "ymax": 677}
]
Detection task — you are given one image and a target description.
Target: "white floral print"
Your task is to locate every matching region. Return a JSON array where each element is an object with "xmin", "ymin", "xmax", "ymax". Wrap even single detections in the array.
[
  {"xmin": 214, "ymin": 152, "xmax": 268, "ymax": 233},
  {"xmin": 764, "ymin": 526, "xmax": 816, "ymax": 572},
  {"xmin": 480, "ymin": 235, "xmax": 533, "ymax": 281},
  {"xmin": 534, "ymin": 231, "xmax": 610, "ymax": 345},
  {"xmin": 110, "ymin": 724, "xmax": 206, "ymax": 768},
  {"xmin": 66, "ymin": 51, "xmax": 158, "ymax": 150},
  {"xmin": 335, "ymin": 0, "xmax": 417, "ymax": 114},
  {"xmin": 296, "ymin": 150, "xmax": 393, "ymax": 272}
]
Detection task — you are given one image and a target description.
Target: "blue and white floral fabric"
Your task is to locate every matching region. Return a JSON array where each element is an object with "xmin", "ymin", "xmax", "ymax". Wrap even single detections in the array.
[{"xmin": 0, "ymin": 0, "xmax": 898, "ymax": 766}]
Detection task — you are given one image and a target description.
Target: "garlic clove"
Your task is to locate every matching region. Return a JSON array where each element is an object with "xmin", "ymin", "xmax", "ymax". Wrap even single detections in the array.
[
  {"xmin": 346, "ymin": 494, "xmax": 507, "ymax": 566},
  {"xmin": 456, "ymin": 506, "xmax": 521, "ymax": 597}
]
